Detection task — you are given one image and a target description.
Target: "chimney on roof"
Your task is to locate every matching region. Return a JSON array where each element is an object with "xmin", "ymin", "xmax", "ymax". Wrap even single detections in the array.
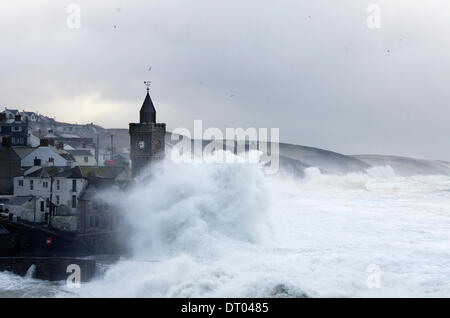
[
  {"xmin": 40, "ymin": 139, "xmax": 49, "ymax": 147},
  {"xmin": 34, "ymin": 157, "xmax": 41, "ymax": 166},
  {"xmin": 14, "ymin": 114, "xmax": 21, "ymax": 122},
  {"xmin": 48, "ymin": 139, "xmax": 55, "ymax": 147},
  {"xmin": 57, "ymin": 141, "xmax": 64, "ymax": 150},
  {"xmin": 2, "ymin": 136, "xmax": 12, "ymax": 148}
]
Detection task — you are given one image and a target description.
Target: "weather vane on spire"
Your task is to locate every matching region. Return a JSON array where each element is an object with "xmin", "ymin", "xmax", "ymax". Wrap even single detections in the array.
[{"xmin": 144, "ymin": 81, "xmax": 151, "ymax": 92}]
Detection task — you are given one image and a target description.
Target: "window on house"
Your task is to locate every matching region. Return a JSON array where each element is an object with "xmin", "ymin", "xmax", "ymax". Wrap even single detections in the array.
[
  {"xmin": 72, "ymin": 179, "xmax": 77, "ymax": 192},
  {"xmin": 90, "ymin": 216, "xmax": 99, "ymax": 228},
  {"xmin": 72, "ymin": 195, "xmax": 77, "ymax": 208},
  {"xmin": 40, "ymin": 201, "xmax": 44, "ymax": 212},
  {"xmin": 84, "ymin": 156, "xmax": 89, "ymax": 163},
  {"xmin": 56, "ymin": 195, "xmax": 60, "ymax": 205},
  {"xmin": 46, "ymin": 198, "xmax": 50, "ymax": 207},
  {"xmin": 12, "ymin": 126, "xmax": 22, "ymax": 132},
  {"xmin": 30, "ymin": 180, "xmax": 34, "ymax": 190},
  {"xmin": 18, "ymin": 180, "xmax": 23, "ymax": 187},
  {"xmin": 56, "ymin": 180, "xmax": 60, "ymax": 191},
  {"xmin": 43, "ymin": 181, "xmax": 48, "ymax": 188}
]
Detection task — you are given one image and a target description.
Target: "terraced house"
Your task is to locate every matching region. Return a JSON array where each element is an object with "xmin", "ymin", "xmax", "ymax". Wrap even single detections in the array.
[{"xmin": 8, "ymin": 166, "xmax": 87, "ymax": 231}]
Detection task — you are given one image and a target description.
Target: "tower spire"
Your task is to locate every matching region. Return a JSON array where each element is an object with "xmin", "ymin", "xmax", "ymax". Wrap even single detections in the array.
[{"xmin": 140, "ymin": 81, "xmax": 156, "ymax": 124}]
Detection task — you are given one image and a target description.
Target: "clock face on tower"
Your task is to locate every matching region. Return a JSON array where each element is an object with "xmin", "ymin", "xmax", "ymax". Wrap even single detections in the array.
[
  {"xmin": 138, "ymin": 140, "xmax": 145, "ymax": 149},
  {"xmin": 154, "ymin": 139, "xmax": 161, "ymax": 150}
]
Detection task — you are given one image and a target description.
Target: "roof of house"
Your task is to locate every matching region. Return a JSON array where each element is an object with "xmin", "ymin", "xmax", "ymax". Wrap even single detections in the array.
[
  {"xmin": 59, "ymin": 152, "xmax": 76, "ymax": 161},
  {"xmin": 79, "ymin": 177, "xmax": 128, "ymax": 201},
  {"xmin": 4, "ymin": 108, "xmax": 19, "ymax": 114},
  {"xmin": 12, "ymin": 147, "xmax": 35, "ymax": 159},
  {"xmin": 43, "ymin": 133, "xmax": 58, "ymax": 138},
  {"xmin": 0, "ymin": 225, "xmax": 10, "ymax": 235},
  {"xmin": 24, "ymin": 166, "xmax": 84, "ymax": 178},
  {"xmin": 7, "ymin": 196, "xmax": 34, "ymax": 206},
  {"xmin": 80, "ymin": 166, "xmax": 125, "ymax": 179},
  {"xmin": 67, "ymin": 149, "xmax": 93, "ymax": 156},
  {"xmin": 60, "ymin": 134, "xmax": 80, "ymax": 138},
  {"xmin": 22, "ymin": 146, "xmax": 68, "ymax": 166}
]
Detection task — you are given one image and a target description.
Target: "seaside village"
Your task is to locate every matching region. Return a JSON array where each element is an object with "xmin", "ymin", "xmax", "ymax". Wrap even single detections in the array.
[{"xmin": 0, "ymin": 88, "xmax": 166, "ymax": 254}]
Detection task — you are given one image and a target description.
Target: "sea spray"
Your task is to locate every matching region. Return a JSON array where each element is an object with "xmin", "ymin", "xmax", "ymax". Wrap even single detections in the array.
[
  {"xmin": 54, "ymin": 162, "xmax": 450, "ymax": 297},
  {"xmin": 25, "ymin": 265, "xmax": 36, "ymax": 279},
  {"xmin": 100, "ymin": 151, "xmax": 270, "ymax": 259}
]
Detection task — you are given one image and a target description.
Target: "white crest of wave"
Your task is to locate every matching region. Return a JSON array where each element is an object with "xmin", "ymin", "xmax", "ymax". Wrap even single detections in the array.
[
  {"xmin": 102, "ymin": 151, "xmax": 269, "ymax": 259},
  {"xmin": 25, "ymin": 264, "xmax": 36, "ymax": 279},
  {"xmin": 366, "ymin": 165, "xmax": 396, "ymax": 179},
  {"xmin": 66, "ymin": 155, "xmax": 450, "ymax": 298}
]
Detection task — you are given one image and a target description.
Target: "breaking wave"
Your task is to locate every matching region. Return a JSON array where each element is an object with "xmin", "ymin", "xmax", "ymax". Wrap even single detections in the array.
[
  {"xmin": 3, "ymin": 152, "xmax": 449, "ymax": 297},
  {"xmin": 66, "ymin": 154, "xmax": 450, "ymax": 298}
]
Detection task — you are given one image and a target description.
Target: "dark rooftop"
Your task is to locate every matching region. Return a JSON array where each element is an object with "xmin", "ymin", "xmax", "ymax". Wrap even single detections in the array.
[
  {"xmin": 67, "ymin": 149, "xmax": 93, "ymax": 156},
  {"xmin": 25, "ymin": 166, "xmax": 84, "ymax": 178},
  {"xmin": 7, "ymin": 196, "xmax": 34, "ymax": 206},
  {"xmin": 13, "ymin": 147, "xmax": 35, "ymax": 159},
  {"xmin": 80, "ymin": 166, "xmax": 126, "ymax": 179},
  {"xmin": 0, "ymin": 225, "xmax": 9, "ymax": 235},
  {"xmin": 79, "ymin": 177, "xmax": 128, "ymax": 201}
]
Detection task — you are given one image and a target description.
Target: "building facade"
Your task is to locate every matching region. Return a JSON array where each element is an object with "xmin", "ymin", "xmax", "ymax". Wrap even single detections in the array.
[
  {"xmin": 12, "ymin": 166, "xmax": 87, "ymax": 218},
  {"xmin": 0, "ymin": 113, "xmax": 28, "ymax": 146},
  {"xmin": 0, "ymin": 138, "xmax": 23, "ymax": 195},
  {"xmin": 67, "ymin": 149, "xmax": 97, "ymax": 166}
]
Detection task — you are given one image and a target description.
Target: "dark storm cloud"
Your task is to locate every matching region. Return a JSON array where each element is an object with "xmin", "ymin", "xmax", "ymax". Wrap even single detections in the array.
[{"xmin": 0, "ymin": 0, "xmax": 449, "ymax": 160}]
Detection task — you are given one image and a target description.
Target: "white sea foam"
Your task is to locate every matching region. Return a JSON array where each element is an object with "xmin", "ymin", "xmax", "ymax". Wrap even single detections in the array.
[{"xmin": 2, "ymin": 153, "xmax": 450, "ymax": 297}]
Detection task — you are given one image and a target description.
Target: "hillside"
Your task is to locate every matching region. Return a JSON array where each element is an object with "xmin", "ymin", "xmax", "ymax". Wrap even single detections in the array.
[{"xmin": 22, "ymin": 113, "xmax": 450, "ymax": 177}]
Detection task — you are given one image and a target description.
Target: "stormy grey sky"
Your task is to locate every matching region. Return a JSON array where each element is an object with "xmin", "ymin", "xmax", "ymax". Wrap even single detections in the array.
[{"xmin": 1, "ymin": 0, "xmax": 449, "ymax": 160}]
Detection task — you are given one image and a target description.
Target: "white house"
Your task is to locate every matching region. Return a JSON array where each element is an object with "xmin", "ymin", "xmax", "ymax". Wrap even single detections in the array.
[
  {"xmin": 10, "ymin": 166, "xmax": 87, "ymax": 231},
  {"xmin": 67, "ymin": 149, "xmax": 97, "ymax": 166},
  {"xmin": 2, "ymin": 108, "xmax": 19, "ymax": 120},
  {"xmin": 20, "ymin": 111, "xmax": 38, "ymax": 122}
]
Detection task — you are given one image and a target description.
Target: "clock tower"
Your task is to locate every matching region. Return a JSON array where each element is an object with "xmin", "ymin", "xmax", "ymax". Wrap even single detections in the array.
[{"xmin": 129, "ymin": 82, "xmax": 166, "ymax": 177}]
